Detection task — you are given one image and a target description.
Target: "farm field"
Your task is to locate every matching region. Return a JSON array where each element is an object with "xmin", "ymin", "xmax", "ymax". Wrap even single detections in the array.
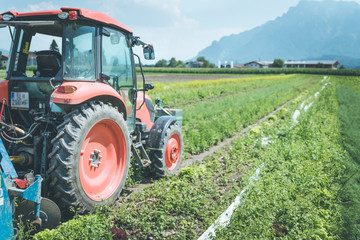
[{"xmin": 15, "ymin": 73, "xmax": 359, "ymax": 239}]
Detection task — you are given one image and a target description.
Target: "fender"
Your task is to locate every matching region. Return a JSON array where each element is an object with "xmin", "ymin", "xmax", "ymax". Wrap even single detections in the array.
[
  {"xmin": 136, "ymin": 92, "xmax": 155, "ymax": 130},
  {"xmin": 0, "ymin": 80, "xmax": 9, "ymax": 104},
  {"xmin": 147, "ymin": 116, "xmax": 177, "ymax": 150},
  {"xmin": 50, "ymin": 81, "xmax": 128, "ymax": 115}
]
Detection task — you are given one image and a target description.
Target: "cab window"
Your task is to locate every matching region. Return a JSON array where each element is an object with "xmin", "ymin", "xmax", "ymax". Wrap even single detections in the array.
[
  {"xmin": 64, "ymin": 23, "xmax": 96, "ymax": 80},
  {"xmin": 102, "ymin": 27, "xmax": 133, "ymax": 90},
  {"xmin": 9, "ymin": 26, "xmax": 62, "ymax": 79}
]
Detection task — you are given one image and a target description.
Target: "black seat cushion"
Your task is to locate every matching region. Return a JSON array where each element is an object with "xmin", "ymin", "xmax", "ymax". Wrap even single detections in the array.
[{"xmin": 36, "ymin": 50, "xmax": 61, "ymax": 77}]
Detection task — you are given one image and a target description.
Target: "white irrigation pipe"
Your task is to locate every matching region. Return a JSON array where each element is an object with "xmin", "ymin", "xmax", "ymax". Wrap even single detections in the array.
[
  {"xmin": 293, "ymin": 81, "xmax": 331, "ymax": 122},
  {"xmin": 198, "ymin": 166, "xmax": 263, "ymax": 240},
  {"xmin": 198, "ymin": 79, "xmax": 331, "ymax": 240}
]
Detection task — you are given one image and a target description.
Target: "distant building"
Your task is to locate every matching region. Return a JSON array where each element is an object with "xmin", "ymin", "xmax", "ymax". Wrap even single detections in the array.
[
  {"xmin": 244, "ymin": 61, "xmax": 273, "ymax": 69},
  {"xmin": 284, "ymin": 60, "xmax": 339, "ymax": 69},
  {"xmin": 1, "ymin": 55, "xmax": 8, "ymax": 67},
  {"xmin": 218, "ymin": 60, "xmax": 234, "ymax": 68},
  {"xmin": 27, "ymin": 52, "xmax": 37, "ymax": 66},
  {"xmin": 185, "ymin": 61, "xmax": 203, "ymax": 68},
  {"xmin": 1, "ymin": 52, "xmax": 38, "ymax": 68},
  {"xmin": 233, "ymin": 64, "xmax": 246, "ymax": 69},
  {"xmin": 244, "ymin": 60, "xmax": 340, "ymax": 69}
]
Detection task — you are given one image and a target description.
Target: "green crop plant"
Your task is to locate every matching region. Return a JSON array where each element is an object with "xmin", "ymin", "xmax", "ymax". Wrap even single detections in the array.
[
  {"xmin": 182, "ymin": 76, "xmax": 322, "ymax": 155},
  {"xmin": 334, "ymin": 77, "xmax": 360, "ymax": 239},
  {"xmin": 34, "ymin": 210, "xmax": 113, "ymax": 239}
]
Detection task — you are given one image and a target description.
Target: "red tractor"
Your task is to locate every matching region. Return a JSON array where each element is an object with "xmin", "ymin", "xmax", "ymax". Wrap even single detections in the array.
[{"xmin": 0, "ymin": 8, "xmax": 183, "ymax": 212}]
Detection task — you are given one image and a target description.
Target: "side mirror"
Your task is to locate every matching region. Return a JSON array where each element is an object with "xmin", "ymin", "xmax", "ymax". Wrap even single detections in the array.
[
  {"xmin": 101, "ymin": 73, "xmax": 110, "ymax": 81},
  {"xmin": 144, "ymin": 83, "xmax": 154, "ymax": 91},
  {"xmin": 143, "ymin": 45, "xmax": 155, "ymax": 60},
  {"xmin": 129, "ymin": 88, "xmax": 137, "ymax": 102}
]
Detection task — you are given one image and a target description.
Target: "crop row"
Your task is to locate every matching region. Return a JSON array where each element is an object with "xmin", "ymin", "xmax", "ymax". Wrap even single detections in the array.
[
  {"xmin": 147, "ymin": 74, "xmax": 296, "ymax": 107},
  {"xmin": 138, "ymin": 66, "xmax": 360, "ymax": 76}
]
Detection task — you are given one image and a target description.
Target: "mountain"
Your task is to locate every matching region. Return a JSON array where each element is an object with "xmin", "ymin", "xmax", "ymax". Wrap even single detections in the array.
[
  {"xmin": 0, "ymin": 48, "xmax": 9, "ymax": 55},
  {"xmin": 196, "ymin": 0, "xmax": 360, "ymax": 68}
]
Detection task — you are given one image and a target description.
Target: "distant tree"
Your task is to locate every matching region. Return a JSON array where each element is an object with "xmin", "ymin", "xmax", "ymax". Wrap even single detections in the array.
[
  {"xmin": 176, "ymin": 60, "xmax": 185, "ymax": 68},
  {"xmin": 272, "ymin": 58, "xmax": 284, "ymax": 68},
  {"xmin": 168, "ymin": 57, "xmax": 177, "ymax": 67},
  {"xmin": 0, "ymin": 51, "xmax": 2, "ymax": 67},
  {"xmin": 202, "ymin": 61, "xmax": 210, "ymax": 68},
  {"xmin": 196, "ymin": 56, "xmax": 216, "ymax": 68},
  {"xmin": 316, "ymin": 62, "xmax": 325, "ymax": 68},
  {"xmin": 339, "ymin": 65, "xmax": 346, "ymax": 69},
  {"xmin": 155, "ymin": 59, "xmax": 167, "ymax": 67},
  {"xmin": 50, "ymin": 39, "xmax": 59, "ymax": 52},
  {"xmin": 197, "ymin": 56, "xmax": 206, "ymax": 62}
]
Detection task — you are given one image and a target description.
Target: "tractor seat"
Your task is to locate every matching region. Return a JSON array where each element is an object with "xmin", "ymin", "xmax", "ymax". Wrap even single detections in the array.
[{"xmin": 35, "ymin": 50, "xmax": 61, "ymax": 77}]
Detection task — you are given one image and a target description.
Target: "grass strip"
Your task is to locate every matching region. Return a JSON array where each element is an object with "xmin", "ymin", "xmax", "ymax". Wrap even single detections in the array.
[{"xmin": 336, "ymin": 82, "xmax": 360, "ymax": 239}]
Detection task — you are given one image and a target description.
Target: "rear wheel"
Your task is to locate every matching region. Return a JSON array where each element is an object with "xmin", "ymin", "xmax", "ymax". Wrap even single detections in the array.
[
  {"xmin": 48, "ymin": 101, "xmax": 130, "ymax": 212},
  {"xmin": 149, "ymin": 124, "xmax": 183, "ymax": 177}
]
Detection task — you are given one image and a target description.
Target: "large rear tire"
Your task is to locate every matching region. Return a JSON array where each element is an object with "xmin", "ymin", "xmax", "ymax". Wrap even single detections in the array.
[
  {"xmin": 48, "ymin": 101, "xmax": 130, "ymax": 212},
  {"xmin": 149, "ymin": 124, "xmax": 183, "ymax": 177}
]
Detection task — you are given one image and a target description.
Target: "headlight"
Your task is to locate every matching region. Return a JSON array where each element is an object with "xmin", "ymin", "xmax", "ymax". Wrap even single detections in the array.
[
  {"xmin": 2, "ymin": 14, "xmax": 14, "ymax": 21},
  {"xmin": 58, "ymin": 12, "xmax": 69, "ymax": 20}
]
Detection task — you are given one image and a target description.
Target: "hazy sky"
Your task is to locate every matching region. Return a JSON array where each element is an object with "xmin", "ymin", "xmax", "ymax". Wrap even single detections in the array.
[{"xmin": 0, "ymin": 0, "xmax": 359, "ymax": 62}]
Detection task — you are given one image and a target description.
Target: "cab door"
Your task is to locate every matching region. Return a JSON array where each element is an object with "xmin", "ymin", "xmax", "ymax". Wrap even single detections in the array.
[{"xmin": 101, "ymin": 27, "xmax": 135, "ymax": 131}]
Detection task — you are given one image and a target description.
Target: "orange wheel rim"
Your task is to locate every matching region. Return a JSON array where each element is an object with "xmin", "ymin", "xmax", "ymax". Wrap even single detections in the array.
[
  {"xmin": 165, "ymin": 133, "xmax": 181, "ymax": 170},
  {"xmin": 79, "ymin": 119, "xmax": 126, "ymax": 201}
]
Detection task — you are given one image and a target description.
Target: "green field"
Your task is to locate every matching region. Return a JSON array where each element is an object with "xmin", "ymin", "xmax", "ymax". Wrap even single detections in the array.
[
  {"xmin": 139, "ymin": 66, "xmax": 360, "ymax": 76},
  {"xmin": 0, "ymin": 70, "xmax": 6, "ymax": 79},
  {"xmin": 11, "ymin": 73, "xmax": 358, "ymax": 239}
]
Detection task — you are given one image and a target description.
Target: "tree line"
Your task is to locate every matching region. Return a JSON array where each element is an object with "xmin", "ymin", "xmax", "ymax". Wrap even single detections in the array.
[{"xmin": 155, "ymin": 56, "xmax": 216, "ymax": 68}]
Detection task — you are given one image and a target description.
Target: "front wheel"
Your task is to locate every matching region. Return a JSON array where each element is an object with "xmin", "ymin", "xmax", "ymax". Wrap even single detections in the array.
[
  {"xmin": 149, "ymin": 124, "xmax": 183, "ymax": 177},
  {"xmin": 48, "ymin": 101, "xmax": 130, "ymax": 212}
]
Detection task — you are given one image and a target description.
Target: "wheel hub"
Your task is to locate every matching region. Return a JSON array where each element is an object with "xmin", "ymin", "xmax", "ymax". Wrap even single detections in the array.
[
  {"xmin": 165, "ymin": 134, "xmax": 181, "ymax": 170},
  {"xmin": 170, "ymin": 146, "xmax": 178, "ymax": 162},
  {"xmin": 89, "ymin": 149, "xmax": 102, "ymax": 168}
]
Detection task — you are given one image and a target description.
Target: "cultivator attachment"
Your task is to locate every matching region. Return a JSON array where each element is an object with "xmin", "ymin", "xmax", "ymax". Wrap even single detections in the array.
[{"xmin": 0, "ymin": 138, "xmax": 60, "ymax": 239}]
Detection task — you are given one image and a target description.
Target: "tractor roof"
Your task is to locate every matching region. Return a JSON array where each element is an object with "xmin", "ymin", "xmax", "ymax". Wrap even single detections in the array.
[{"xmin": 1, "ymin": 7, "xmax": 132, "ymax": 34}]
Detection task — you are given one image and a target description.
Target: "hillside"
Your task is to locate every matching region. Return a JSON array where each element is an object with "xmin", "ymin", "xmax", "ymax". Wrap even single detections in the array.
[{"xmin": 196, "ymin": 1, "xmax": 360, "ymax": 68}]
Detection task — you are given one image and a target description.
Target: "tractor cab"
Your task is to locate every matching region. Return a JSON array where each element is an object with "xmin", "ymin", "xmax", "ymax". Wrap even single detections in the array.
[
  {"xmin": 0, "ymin": 8, "xmax": 155, "ymax": 133},
  {"xmin": 0, "ymin": 8, "xmax": 182, "ymax": 215}
]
